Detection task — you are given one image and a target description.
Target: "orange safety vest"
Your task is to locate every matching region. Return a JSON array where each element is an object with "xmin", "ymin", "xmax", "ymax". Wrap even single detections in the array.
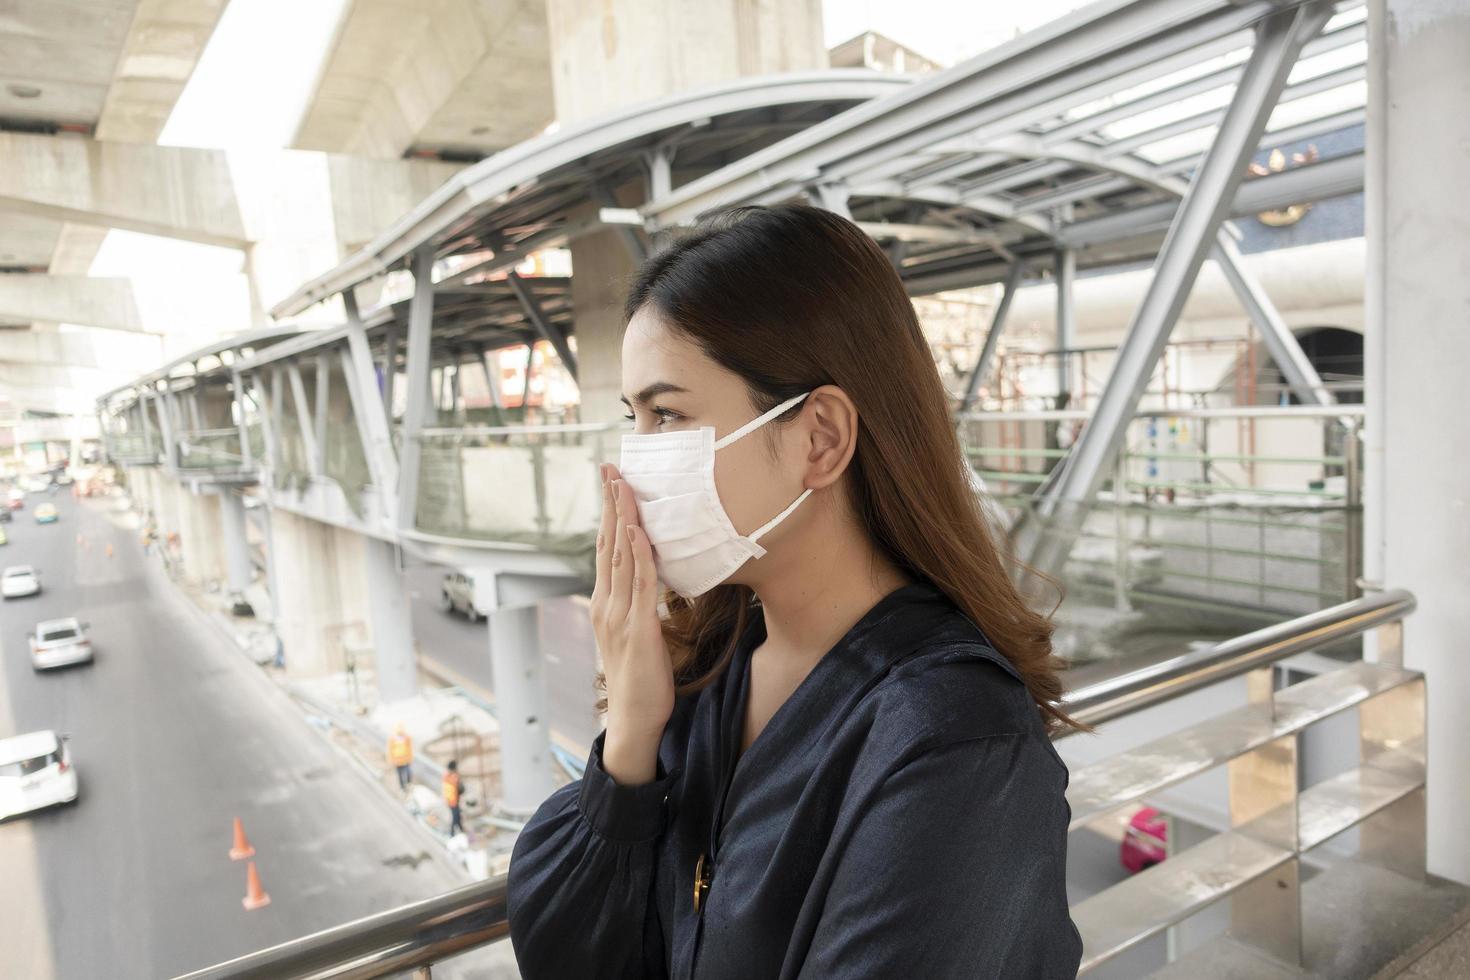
[
  {"xmin": 388, "ymin": 734, "xmax": 413, "ymax": 766},
  {"xmin": 442, "ymin": 771, "xmax": 462, "ymax": 807}
]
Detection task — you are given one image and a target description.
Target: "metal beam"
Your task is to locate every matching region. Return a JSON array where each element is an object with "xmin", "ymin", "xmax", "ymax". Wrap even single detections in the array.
[
  {"xmin": 395, "ymin": 246, "xmax": 436, "ymax": 532},
  {"xmin": 231, "ymin": 370, "xmax": 253, "ymax": 469},
  {"xmin": 814, "ymin": 182, "xmax": 852, "ymax": 218},
  {"xmin": 959, "ymin": 261, "xmax": 1024, "ymax": 413},
  {"xmin": 252, "ymin": 372, "xmax": 278, "ymax": 475},
  {"xmin": 1055, "ymin": 246, "xmax": 1076, "ymax": 410},
  {"xmin": 1017, "ymin": 1, "xmax": 1336, "ymax": 586},
  {"xmin": 382, "ymin": 321, "xmax": 399, "ymax": 418},
  {"xmin": 506, "ymin": 271, "xmax": 578, "ymax": 381},
  {"xmin": 1040, "ymin": 18, "xmax": 1364, "ymax": 147},
  {"xmin": 1212, "ymin": 230, "xmax": 1334, "ymax": 406},
  {"xmin": 139, "ymin": 390, "xmax": 157, "ymax": 459},
  {"xmin": 269, "ymin": 367, "xmax": 285, "ymax": 472},
  {"xmin": 1058, "ymin": 149, "xmax": 1364, "ymax": 249},
  {"xmin": 449, "ymin": 348, "xmax": 465, "ymax": 423},
  {"xmin": 592, "ymin": 184, "xmax": 649, "ymax": 263},
  {"xmin": 286, "ymin": 362, "xmax": 320, "ymax": 480},
  {"xmin": 156, "ymin": 385, "xmax": 180, "ymax": 470},
  {"xmin": 644, "ymin": 0, "xmax": 1271, "ymax": 228},
  {"xmin": 343, "ymin": 290, "xmax": 399, "ymax": 517},
  {"xmin": 313, "ymin": 354, "xmax": 329, "ymax": 477},
  {"xmin": 479, "ymin": 347, "xmax": 505, "ymax": 419},
  {"xmin": 185, "ymin": 390, "xmax": 203, "ymax": 432}
]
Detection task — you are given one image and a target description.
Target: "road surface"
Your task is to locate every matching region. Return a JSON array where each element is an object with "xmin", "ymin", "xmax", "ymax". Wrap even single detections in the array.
[
  {"xmin": 404, "ymin": 564, "xmax": 603, "ymax": 753},
  {"xmin": 0, "ymin": 493, "xmax": 515, "ymax": 979}
]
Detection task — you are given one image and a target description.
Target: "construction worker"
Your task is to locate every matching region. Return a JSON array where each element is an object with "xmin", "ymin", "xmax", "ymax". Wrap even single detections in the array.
[
  {"xmin": 387, "ymin": 724, "xmax": 413, "ymax": 792},
  {"xmin": 443, "ymin": 760, "xmax": 465, "ymax": 837}
]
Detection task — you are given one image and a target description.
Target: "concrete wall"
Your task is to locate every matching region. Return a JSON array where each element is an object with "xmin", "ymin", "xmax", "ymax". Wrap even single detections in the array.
[{"xmin": 1365, "ymin": 0, "xmax": 1470, "ymax": 887}]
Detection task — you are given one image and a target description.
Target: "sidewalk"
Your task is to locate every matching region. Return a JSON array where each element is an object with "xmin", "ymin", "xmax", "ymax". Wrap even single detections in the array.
[{"xmin": 1375, "ymin": 901, "xmax": 1470, "ymax": 978}]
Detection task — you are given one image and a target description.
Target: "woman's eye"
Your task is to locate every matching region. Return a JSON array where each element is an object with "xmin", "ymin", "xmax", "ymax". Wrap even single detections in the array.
[{"xmin": 625, "ymin": 407, "xmax": 682, "ymax": 427}]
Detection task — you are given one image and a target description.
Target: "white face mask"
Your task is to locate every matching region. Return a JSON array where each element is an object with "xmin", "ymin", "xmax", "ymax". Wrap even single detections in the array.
[{"xmin": 619, "ymin": 391, "xmax": 813, "ymax": 598}]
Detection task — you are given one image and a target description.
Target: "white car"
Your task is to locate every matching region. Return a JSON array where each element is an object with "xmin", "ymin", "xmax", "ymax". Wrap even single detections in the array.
[
  {"xmin": 30, "ymin": 618, "xmax": 93, "ymax": 670},
  {"xmin": 0, "ymin": 731, "xmax": 77, "ymax": 820},
  {"xmin": 1, "ymin": 565, "xmax": 39, "ymax": 598},
  {"xmin": 440, "ymin": 571, "xmax": 487, "ymax": 622}
]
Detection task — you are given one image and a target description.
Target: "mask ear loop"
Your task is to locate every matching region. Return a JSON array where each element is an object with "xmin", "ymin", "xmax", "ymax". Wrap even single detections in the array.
[
  {"xmin": 748, "ymin": 487, "xmax": 813, "ymax": 543},
  {"xmin": 712, "ymin": 391, "xmax": 811, "ymax": 451}
]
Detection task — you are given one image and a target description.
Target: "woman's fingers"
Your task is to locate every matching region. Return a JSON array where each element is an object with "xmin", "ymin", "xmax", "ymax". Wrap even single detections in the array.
[
  {"xmin": 592, "ymin": 464, "xmax": 616, "ymax": 604},
  {"xmin": 608, "ymin": 479, "xmax": 634, "ymax": 617},
  {"xmin": 626, "ymin": 523, "xmax": 658, "ymax": 623}
]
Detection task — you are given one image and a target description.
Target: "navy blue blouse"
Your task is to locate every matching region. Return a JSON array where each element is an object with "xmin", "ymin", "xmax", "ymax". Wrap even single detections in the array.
[{"xmin": 506, "ymin": 581, "xmax": 1083, "ymax": 979}]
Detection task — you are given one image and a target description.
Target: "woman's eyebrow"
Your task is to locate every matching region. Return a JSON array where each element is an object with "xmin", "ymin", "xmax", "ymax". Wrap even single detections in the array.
[{"xmin": 620, "ymin": 381, "xmax": 690, "ymax": 406}]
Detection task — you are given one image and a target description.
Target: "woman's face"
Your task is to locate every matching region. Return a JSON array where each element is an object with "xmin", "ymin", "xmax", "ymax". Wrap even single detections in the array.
[{"xmin": 620, "ymin": 306, "xmax": 811, "ymax": 568}]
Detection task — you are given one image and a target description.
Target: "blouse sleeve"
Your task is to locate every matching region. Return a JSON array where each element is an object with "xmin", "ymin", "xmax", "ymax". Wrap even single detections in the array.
[
  {"xmin": 796, "ymin": 733, "xmax": 1082, "ymax": 980},
  {"xmin": 506, "ymin": 728, "xmax": 683, "ymax": 980}
]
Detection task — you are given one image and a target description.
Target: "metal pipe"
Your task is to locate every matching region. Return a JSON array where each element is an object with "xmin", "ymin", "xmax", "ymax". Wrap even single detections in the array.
[
  {"xmin": 171, "ymin": 877, "xmax": 508, "ymax": 980},
  {"xmin": 958, "ymin": 261, "xmax": 1023, "ymax": 412},
  {"xmin": 1055, "ymin": 588, "xmax": 1417, "ymax": 736},
  {"xmin": 176, "ymin": 584, "xmax": 1417, "ymax": 978}
]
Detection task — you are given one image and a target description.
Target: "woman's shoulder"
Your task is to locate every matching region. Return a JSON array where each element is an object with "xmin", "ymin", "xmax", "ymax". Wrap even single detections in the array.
[{"xmin": 857, "ymin": 608, "xmax": 1061, "ymax": 772}]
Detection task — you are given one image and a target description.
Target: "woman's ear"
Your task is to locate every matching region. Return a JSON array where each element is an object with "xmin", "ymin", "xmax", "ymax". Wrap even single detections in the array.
[{"xmin": 802, "ymin": 385, "xmax": 858, "ymax": 491}]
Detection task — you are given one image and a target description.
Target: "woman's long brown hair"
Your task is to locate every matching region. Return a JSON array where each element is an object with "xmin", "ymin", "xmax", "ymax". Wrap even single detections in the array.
[{"xmin": 598, "ymin": 203, "xmax": 1092, "ymax": 737}]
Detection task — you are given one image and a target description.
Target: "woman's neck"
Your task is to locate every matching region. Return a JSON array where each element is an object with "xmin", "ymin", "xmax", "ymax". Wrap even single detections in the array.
[{"xmin": 749, "ymin": 499, "xmax": 912, "ymax": 663}]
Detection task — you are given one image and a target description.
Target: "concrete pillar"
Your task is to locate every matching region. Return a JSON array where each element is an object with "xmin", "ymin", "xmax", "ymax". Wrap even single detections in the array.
[
  {"xmin": 268, "ymin": 508, "xmax": 343, "ymax": 678},
  {"xmin": 544, "ymin": 0, "xmax": 827, "ymax": 125},
  {"xmin": 180, "ymin": 489, "xmax": 227, "ymax": 587},
  {"xmin": 548, "ymin": 0, "xmax": 827, "ymax": 422},
  {"xmin": 1366, "ymin": 0, "xmax": 1470, "ymax": 886},
  {"xmin": 257, "ymin": 504, "xmax": 282, "ymax": 624},
  {"xmin": 154, "ymin": 473, "xmax": 183, "ymax": 541},
  {"xmin": 569, "ymin": 237, "xmax": 638, "ymax": 423},
  {"xmin": 487, "ymin": 574, "xmax": 554, "ymax": 816},
  {"xmin": 363, "ymin": 537, "xmax": 417, "ymax": 704},
  {"xmin": 218, "ymin": 490, "xmax": 254, "ymax": 597},
  {"xmin": 479, "ymin": 572, "xmax": 586, "ymax": 816}
]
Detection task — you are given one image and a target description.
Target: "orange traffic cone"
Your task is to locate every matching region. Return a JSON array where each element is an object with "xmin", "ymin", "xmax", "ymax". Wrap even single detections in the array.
[
  {"xmin": 228, "ymin": 817, "xmax": 255, "ymax": 860},
  {"xmin": 242, "ymin": 861, "xmax": 271, "ymax": 911}
]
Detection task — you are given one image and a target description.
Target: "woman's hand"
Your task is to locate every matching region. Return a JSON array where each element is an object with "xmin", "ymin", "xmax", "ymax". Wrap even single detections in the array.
[{"xmin": 591, "ymin": 463, "xmax": 676, "ymax": 786}]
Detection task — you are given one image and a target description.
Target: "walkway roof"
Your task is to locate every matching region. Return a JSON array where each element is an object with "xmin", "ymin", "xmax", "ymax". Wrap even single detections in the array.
[{"xmin": 273, "ymin": 0, "xmax": 1367, "ymax": 320}]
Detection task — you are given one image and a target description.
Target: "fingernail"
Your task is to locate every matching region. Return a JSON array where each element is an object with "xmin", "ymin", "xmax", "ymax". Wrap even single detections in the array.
[{"xmin": 626, "ymin": 524, "xmax": 638, "ymax": 541}]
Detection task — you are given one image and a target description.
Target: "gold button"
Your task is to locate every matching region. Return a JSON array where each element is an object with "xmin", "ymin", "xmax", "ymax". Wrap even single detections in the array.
[{"xmin": 693, "ymin": 852, "xmax": 713, "ymax": 913}]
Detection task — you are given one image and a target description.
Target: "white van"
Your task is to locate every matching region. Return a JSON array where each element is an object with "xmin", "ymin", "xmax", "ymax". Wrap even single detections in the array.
[{"xmin": 0, "ymin": 731, "xmax": 78, "ymax": 819}]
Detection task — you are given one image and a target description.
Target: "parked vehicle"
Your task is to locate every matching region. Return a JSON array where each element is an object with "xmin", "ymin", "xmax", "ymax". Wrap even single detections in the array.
[
  {"xmin": 440, "ymin": 572, "xmax": 486, "ymax": 622},
  {"xmin": 0, "ymin": 731, "xmax": 78, "ymax": 819},
  {"xmin": 29, "ymin": 618, "xmax": 93, "ymax": 670},
  {"xmin": 1, "ymin": 565, "xmax": 40, "ymax": 598},
  {"xmin": 34, "ymin": 503, "xmax": 58, "ymax": 524},
  {"xmin": 0, "ymin": 506, "xmax": 12, "ymax": 523},
  {"xmin": 8, "ymin": 488, "xmax": 24, "ymax": 510}
]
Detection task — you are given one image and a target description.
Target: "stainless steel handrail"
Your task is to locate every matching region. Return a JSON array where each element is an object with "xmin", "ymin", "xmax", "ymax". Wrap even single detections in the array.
[
  {"xmin": 173, "ymin": 877, "xmax": 508, "ymax": 980},
  {"xmin": 1055, "ymin": 587, "xmax": 1415, "ymax": 735},
  {"xmin": 175, "ymin": 588, "xmax": 1416, "ymax": 978},
  {"xmin": 954, "ymin": 404, "xmax": 1367, "ymax": 423}
]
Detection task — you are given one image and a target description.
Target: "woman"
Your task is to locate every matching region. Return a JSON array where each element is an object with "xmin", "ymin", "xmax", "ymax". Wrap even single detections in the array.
[{"xmin": 507, "ymin": 204, "xmax": 1089, "ymax": 979}]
